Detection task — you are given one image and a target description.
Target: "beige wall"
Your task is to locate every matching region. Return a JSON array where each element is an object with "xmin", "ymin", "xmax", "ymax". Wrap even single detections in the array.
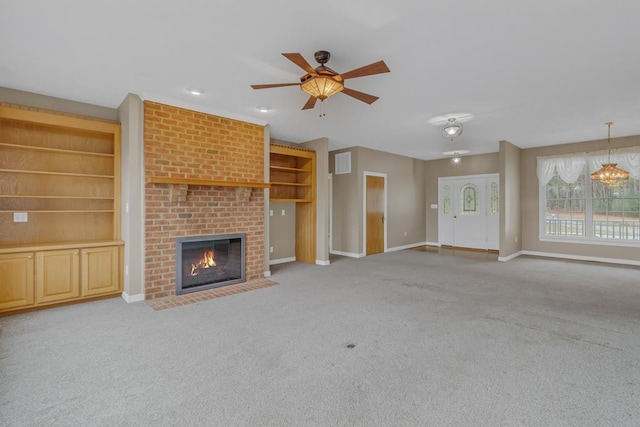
[
  {"xmin": 330, "ymin": 147, "xmax": 426, "ymax": 255},
  {"xmin": 424, "ymin": 153, "xmax": 499, "ymax": 243},
  {"xmin": 329, "ymin": 148, "xmax": 360, "ymax": 254},
  {"xmin": 269, "ymin": 202, "xmax": 296, "ymax": 261},
  {"xmin": 499, "ymin": 141, "xmax": 522, "ymax": 258},
  {"xmin": 521, "ymin": 135, "xmax": 640, "ymax": 261},
  {"xmin": 0, "ymin": 86, "xmax": 118, "ymax": 120}
]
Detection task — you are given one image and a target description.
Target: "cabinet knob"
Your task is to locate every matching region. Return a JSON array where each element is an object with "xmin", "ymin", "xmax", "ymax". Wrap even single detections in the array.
[
  {"xmin": 74, "ymin": 251, "xmax": 78, "ymax": 255},
  {"xmin": 27, "ymin": 255, "xmax": 32, "ymax": 259}
]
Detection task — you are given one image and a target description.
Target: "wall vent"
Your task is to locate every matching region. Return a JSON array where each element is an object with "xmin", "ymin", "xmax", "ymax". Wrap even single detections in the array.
[{"xmin": 335, "ymin": 152, "xmax": 351, "ymax": 175}]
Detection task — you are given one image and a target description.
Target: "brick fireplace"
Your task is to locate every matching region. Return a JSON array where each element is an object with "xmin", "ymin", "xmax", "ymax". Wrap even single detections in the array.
[{"xmin": 143, "ymin": 101, "xmax": 266, "ymax": 300}]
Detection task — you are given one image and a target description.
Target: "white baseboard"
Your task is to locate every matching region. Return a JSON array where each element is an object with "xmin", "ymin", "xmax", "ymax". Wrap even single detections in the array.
[
  {"xmin": 121, "ymin": 292, "xmax": 145, "ymax": 303},
  {"xmin": 316, "ymin": 259, "xmax": 330, "ymax": 266},
  {"xmin": 522, "ymin": 250, "xmax": 640, "ymax": 267},
  {"xmin": 425, "ymin": 241, "xmax": 440, "ymax": 247},
  {"xmin": 269, "ymin": 257, "xmax": 296, "ymax": 265},
  {"xmin": 498, "ymin": 251, "xmax": 523, "ymax": 262},
  {"xmin": 263, "ymin": 270, "xmax": 271, "ymax": 278},
  {"xmin": 385, "ymin": 241, "xmax": 427, "ymax": 253},
  {"xmin": 330, "ymin": 250, "xmax": 365, "ymax": 258}
]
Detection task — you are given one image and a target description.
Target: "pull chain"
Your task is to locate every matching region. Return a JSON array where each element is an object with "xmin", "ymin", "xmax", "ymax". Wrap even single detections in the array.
[{"xmin": 319, "ymin": 100, "xmax": 326, "ymax": 117}]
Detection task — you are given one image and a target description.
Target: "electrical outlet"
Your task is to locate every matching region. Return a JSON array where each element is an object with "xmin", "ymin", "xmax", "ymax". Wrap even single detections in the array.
[
  {"xmin": 269, "ymin": 209, "xmax": 273, "ymax": 216},
  {"xmin": 269, "ymin": 246, "xmax": 274, "ymax": 253},
  {"xmin": 515, "ymin": 235, "xmax": 518, "ymax": 243},
  {"xmin": 281, "ymin": 209, "xmax": 285, "ymax": 216},
  {"xmin": 404, "ymin": 231, "xmax": 407, "ymax": 237},
  {"xmin": 13, "ymin": 212, "xmax": 28, "ymax": 222}
]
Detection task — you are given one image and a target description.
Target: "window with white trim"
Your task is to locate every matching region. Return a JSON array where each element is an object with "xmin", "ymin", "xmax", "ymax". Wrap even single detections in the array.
[{"xmin": 538, "ymin": 151, "xmax": 640, "ymax": 244}]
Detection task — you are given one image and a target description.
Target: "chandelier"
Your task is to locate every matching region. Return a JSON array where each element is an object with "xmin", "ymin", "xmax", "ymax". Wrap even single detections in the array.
[{"xmin": 590, "ymin": 122, "xmax": 629, "ymax": 185}]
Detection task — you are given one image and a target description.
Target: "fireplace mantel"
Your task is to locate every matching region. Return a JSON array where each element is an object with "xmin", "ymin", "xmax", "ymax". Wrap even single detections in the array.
[{"xmin": 148, "ymin": 176, "xmax": 270, "ymax": 188}]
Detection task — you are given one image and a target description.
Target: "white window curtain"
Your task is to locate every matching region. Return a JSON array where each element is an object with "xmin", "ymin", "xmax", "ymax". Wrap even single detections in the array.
[{"xmin": 538, "ymin": 151, "xmax": 640, "ymax": 184}]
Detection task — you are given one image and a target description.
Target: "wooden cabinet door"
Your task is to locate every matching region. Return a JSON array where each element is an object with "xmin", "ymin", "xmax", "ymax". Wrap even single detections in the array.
[
  {"xmin": 36, "ymin": 249, "xmax": 80, "ymax": 304},
  {"xmin": 0, "ymin": 252, "xmax": 35, "ymax": 310},
  {"xmin": 81, "ymin": 246, "xmax": 119, "ymax": 297}
]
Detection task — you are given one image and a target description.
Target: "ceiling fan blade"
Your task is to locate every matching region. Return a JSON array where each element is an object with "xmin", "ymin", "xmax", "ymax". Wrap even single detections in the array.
[
  {"xmin": 302, "ymin": 96, "xmax": 318, "ymax": 110},
  {"xmin": 251, "ymin": 83, "xmax": 300, "ymax": 89},
  {"xmin": 339, "ymin": 60, "xmax": 390, "ymax": 80},
  {"xmin": 341, "ymin": 87, "xmax": 379, "ymax": 105},
  {"xmin": 282, "ymin": 53, "xmax": 317, "ymax": 75}
]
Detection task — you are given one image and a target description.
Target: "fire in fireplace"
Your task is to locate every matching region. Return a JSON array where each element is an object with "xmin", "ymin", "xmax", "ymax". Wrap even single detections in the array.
[{"xmin": 175, "ymin": 233, "xmax": 245, "ymax": 295}]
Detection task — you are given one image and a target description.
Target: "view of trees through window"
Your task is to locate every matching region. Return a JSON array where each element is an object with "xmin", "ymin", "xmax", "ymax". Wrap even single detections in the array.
[{"xmin": 545, "ymin": 165, "xmax": 640, "ymax": 240}]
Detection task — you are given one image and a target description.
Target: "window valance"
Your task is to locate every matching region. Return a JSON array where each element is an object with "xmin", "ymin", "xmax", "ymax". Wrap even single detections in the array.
[{"xmin": 537, "ymin": 151, "xmax": 640, "ymax": 185}]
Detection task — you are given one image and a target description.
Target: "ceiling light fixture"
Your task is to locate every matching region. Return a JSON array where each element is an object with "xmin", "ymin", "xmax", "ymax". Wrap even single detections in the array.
[
  {"xmin": 300, "ymin": 73, "xmax": 344, "ymax": 100},
  {"xmin": 442, "ymin": 118, "xmax": 463, "ymax": 141},
  {"xmin": 590, "ymin": 121, "xmax": 629, "ymax": 185},
  {"xmin": 450, "ymin": 156, "xmax": 463, "ymax": 166},
  {"xmin": 257, "ymin": 107, "xmax": 270, "ymax": 113},
  {"xmin": 299, "ymin": 50, "xmax": 345, "ymax": 101},
  {"xmin": 188, "ymin": 88, "xmax": 203, "ymax": 96}
]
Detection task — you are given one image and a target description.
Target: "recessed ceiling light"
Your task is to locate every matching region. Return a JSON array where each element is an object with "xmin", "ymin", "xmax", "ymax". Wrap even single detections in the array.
[
  {"xmin": 257, "ymin": 107, "xmax": 270, "ymax": 113},
  {"xmin": 188, "ymin": 88, "xmax": 203, "ymax": 96},
  {"xmin": 442, "ymin": 150, "xmax": 471, "ymax": 156}
]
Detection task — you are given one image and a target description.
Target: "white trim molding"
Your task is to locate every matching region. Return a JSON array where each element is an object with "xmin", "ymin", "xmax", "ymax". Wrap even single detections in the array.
[
  {"xmin": 269, "ymin": 257, "xmax": 296, "ymax": 265},
  {"xmin": 330, "ymin": 250, "xmax": 365, "ymax": 258},
  {"xmin": 386, "ymin": 242, "xmax": 428, "ymax": 252},
  {"xmin": 121, "ymin": 292, "xmax": 145, "ymax": 303},
  {"xmin": 426, "ymin": 241, "xmax": 440, "ymax": 247},
  {"xmin": 498, "ymin": 251, "xmax": 523, "ymax": 262},
  {"xmin": 522, "ymin": 250, "xmax": 640, "ymax": 267},
  {"xmin": 316, "ymin": 259, "xmax": 330, "ymax": 266},
  {"xmin": 263, "ymin": 270, "xmax": 271, "ymax": 278}
]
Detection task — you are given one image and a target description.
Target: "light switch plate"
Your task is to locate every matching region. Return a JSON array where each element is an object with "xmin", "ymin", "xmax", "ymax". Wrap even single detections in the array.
[
  {"xmin": 13, "ymin": 212, "xmax": 28, "ymax": 222},
  {"xmin": 430, "ymin": 204, "xmax": 438, "ymax": 209}
]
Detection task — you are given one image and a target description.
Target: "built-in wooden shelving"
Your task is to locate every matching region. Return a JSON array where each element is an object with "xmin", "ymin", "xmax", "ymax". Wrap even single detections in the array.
[{"xmin": 0, "ymin": 106, "xmax": 123, "ymax": 315}]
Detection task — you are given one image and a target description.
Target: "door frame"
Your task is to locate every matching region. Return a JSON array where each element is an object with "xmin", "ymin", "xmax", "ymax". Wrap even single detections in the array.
[
  {"xmin": 363, "ymin": 171, "xmax": 388, "ymax": 255},
  {"xmin": 437, "ymin": 173, "xmax": 499, "ymax": 250},
  {"xmin": 328, "ymin": 173, "xmax": 333, "ymax": 253}
]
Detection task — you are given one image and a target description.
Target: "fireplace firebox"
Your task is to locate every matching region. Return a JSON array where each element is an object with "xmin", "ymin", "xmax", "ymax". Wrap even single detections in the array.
[{"xmin": 175, "ymin": 233, "xmax": 245, "ymax": 295}]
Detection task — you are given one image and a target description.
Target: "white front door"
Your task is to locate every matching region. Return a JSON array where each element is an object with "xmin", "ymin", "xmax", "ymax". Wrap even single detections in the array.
[
  {"xmin": 453, "ymin": 177, "xmax": 487, "ymax": 249},
  {"xmin": 438, "ymin": 174, "xmax": 499, "ymax": 250}
]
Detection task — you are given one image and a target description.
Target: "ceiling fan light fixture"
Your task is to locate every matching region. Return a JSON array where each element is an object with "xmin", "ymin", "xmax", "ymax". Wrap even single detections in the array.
[
  {"xmin": 300, "ymin": 75, "xmax": 344, "ymax": 100},
  {"xmin": 188, "ymin": 88, "xmax": 203, "ymax": 96},
  {"xmin": 450, "ymin": 156, "xmax": 463, "ymax": 166},
  {"xmin": 590, "ymin": 121, "xmax": 629, "ymax": 185},
  {"xmin": 442, "ymin": 118, "xmax": 463, "ymax": 140}
]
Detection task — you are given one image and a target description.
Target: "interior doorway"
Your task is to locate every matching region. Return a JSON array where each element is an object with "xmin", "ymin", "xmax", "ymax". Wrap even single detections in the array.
[
  {"xmin": 364, "ymin": 172, "xmax": 387, "ymax": 255},
  {"xmin": 438, "ymin": 173, "xmax": 499, "ymax": 250}
]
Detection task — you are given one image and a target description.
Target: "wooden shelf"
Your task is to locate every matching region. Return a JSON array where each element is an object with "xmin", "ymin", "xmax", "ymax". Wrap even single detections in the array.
[
  {"xmin": 0, "ymin": 142, "xmax": 114, "ymax": 157},
  {"xmin": 148, "ymin": 176, "xmax": 270, "ymax": 188},
  {"xmin": 0, "ymin": 169, "xmax": 113, "ymax": 179},
  {"xmin": 0, "ymin": 195, "xmax": 114, "ymax": 200},
  {"xmin": 271, "ymin": 182, "xmax": 311, "ymax": 187},
  {"xmin": 0, "ymin": 240, "xmax": 124, "ymax": 255},
  {"xmin": 271, "ymin": 198, "xmax": 312, "ymax": 203},
  {"xmin": 0, "ymin": 210, "xmax": 114, "ymax": 213},
  {"xmin": 270, "ymin": 165, "xmax": 310, "ymax": 173}
]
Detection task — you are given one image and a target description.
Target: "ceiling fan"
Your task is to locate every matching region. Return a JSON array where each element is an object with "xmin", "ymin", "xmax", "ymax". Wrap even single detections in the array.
[{"xmin": 251, "ymin": 51, "xmax": 390, "ymax": 110}]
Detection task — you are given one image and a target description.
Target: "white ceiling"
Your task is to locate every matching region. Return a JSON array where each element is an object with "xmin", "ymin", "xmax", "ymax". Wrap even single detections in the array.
[{"xmin": 2, "ymin": 0, "xmax": 640, "ymax": 160}]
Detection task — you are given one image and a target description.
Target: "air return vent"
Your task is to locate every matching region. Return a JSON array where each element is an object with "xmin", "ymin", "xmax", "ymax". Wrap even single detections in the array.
[{"xmin": 335, "ymin": 152, "xmax": 351, "ymax": 175}]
